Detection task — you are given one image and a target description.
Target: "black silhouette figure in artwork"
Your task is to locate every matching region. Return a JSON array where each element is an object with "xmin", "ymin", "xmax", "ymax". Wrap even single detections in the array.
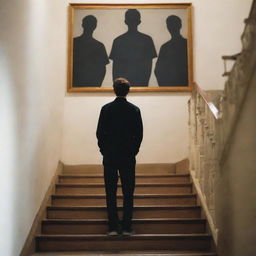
[
  {"xmin": 73, "ymin": 15, "xmax": 109, "ymax": 87},
  {"xmin": 109, "ymin": 9, "xmax": 157, "ymax": 87},
  {"xmin": 155, "ymin": 15, "xmax": 188, "ymax": 86}
]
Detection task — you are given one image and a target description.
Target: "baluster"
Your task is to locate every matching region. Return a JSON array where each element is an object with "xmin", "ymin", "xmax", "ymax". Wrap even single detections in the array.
[
  {"xmin": 198, "ymin": 97, "xmax": 206, "ymax": 195},
  {"xmin": 205, "ymin": 111, "xmax": 211, "ymax": 203}
]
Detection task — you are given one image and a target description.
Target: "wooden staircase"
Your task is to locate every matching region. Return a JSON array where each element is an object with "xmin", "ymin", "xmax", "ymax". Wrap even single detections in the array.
[{"xmin": 35, "ymin": 164, "xmax": 217, "ymax": 255}]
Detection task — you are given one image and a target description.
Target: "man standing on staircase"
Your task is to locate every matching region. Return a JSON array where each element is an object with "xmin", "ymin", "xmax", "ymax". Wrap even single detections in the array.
[{"xmin": 96, "ymin": 77, "xmax": 143, "ymax": 236}]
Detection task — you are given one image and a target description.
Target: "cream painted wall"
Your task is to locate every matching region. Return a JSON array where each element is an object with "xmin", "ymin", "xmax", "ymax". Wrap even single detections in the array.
[
  {"xmin": 62, "ymin": 93, "xmax": 190, "ymax": 164},
  {"xmin": 61, "ymin": 0, "xmax": 252, "ymax": 164},
  {"xmin": 0, "ymin": 1, "xmax": 65, "ymax": 255}
]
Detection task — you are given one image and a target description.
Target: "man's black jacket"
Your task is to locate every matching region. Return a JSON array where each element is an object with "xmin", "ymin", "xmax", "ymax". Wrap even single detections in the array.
[{"xmin": 96, "ymin": 97, "xmax": 143, "ymax": 160}]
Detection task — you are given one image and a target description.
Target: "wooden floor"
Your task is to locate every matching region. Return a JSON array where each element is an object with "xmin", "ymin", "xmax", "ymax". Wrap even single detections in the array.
[{"xmin": 32, "ymin": 252, "xmax": 217, "ymax": 256}]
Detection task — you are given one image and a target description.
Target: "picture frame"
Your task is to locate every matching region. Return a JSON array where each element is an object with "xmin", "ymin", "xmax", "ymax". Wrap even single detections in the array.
[{"xmin": 67, "ymin": 3, "xmax": 193, "ymax": 92}]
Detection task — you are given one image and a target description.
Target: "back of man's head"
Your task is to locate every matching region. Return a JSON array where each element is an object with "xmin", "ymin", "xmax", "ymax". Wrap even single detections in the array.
[{"xmin": 113, "ymin": 78, "xmax": 130, "ymax": 97}]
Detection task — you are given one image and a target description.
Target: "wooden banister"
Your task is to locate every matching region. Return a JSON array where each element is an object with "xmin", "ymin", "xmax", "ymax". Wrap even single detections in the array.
[{"xmin": 194, "ymin": 83, "xmax": 222, "ymax": 120}]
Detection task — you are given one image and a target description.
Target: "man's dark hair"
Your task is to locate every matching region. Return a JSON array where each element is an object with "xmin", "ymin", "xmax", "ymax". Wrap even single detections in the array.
[{"xmin": 113, "ymin": 78, "xmax": 130, "ymax": 97}]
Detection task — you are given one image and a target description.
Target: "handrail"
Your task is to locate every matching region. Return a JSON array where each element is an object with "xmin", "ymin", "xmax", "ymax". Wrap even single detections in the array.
[
  {"xmin": 194, "ymin": 83, "xmax": 222, "ymax": 120},
  {"xmin": 222, "ymin": 53, "xmax": 241, "ymax": 76}
]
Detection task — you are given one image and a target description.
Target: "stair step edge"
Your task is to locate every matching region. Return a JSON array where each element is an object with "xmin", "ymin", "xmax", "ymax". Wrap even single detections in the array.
[
  {"xmin": 37, "ymin": 233, "xmax": 211, "ymax": 239},
  {"xmin": 47, "ymin": 205, "xmax": 201, "ymax": 211},
  {"xmin": 52, "ymin": 194, "xmax": 196, "ymax": 198},
  {"xmin": 59, "ymin": 174, "xmax": 190, "ymax": 178},
  {"xmin": 56, "ymin": 183, "xmax": 193, "ymax": 187},
  {"xmin": 42, "ymin": 218, "xmax": 206, "ymax": 223}
]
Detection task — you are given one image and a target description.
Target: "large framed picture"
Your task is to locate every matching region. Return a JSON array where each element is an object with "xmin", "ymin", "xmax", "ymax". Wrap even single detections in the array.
[{"xmin": 67, "ymin": 3, "xmax": 193, "ymax": 92}]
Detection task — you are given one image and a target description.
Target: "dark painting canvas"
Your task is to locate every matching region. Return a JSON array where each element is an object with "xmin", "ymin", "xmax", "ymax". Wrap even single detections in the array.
[{"xmin": 68, "ymin": 4, "xmax": 193, "ymax": 92}]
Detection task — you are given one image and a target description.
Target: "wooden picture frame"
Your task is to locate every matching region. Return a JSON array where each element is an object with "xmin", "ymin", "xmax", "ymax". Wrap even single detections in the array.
[{"xmin": 67, "ymin": 3, "xmax": 193, "ymax": 92}]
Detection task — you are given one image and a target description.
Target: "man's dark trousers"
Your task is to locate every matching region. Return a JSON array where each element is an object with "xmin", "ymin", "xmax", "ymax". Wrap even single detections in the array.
[{"xmin": 103, "ymin": 156, "xmax": 135, "ymax": 231}]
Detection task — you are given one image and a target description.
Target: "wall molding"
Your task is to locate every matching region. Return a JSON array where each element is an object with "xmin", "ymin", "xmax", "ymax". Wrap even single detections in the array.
[{"xmin": 19, "ymin": 161, "xmax": 64, "ymax": 256}]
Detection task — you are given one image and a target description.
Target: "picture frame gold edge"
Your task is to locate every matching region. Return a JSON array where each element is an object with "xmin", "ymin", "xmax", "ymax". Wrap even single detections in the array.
[
  {"xmin": 67, "ymin": 5, "xmax": 74, "ymax": 92},
  {"xmin": 187, "ymin": 5, "xmax": 194, "ymax": 89},
  {"xmin": 67, "ymin": 85, "xmax": 194, "ymax": 93},
  {"xmin": 67, "ymin": 3, "xmax": 194, "ymax": 93},
  {"xmin": 69, "ymin": 3, "xmax": 192, "ymax": 9}
]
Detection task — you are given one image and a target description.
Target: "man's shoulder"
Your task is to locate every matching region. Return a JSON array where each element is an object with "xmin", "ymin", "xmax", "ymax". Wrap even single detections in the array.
[
  {"xmin": 101, "ymin": 101, "xmax": 114, "ymax": 110},
  {"xmin": 126, "ymin": 100, "xmax": 140, "ymax": 111},
  {"xmin": 102, "ymin": 100, "xmax": 140, "ymax": 112}
]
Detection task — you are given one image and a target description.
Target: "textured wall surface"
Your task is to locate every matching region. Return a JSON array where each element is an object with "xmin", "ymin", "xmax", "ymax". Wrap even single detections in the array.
[
  {"xmin": 216, "ymin": 71, "xmax": 256, "ymax": 256},
  {"xmin": 0, "ymin": 1, "xmax": 65, "ymax": 255}
]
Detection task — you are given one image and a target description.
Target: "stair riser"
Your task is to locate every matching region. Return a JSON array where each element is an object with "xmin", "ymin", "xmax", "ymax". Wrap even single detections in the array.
[
  {"xmin": 37, "ymin": 237, "xmax": 211, "ymax": 252},
  {"xmin": 42, "ymin": 222, "xmax": 206, "ymax": 235},
  {"xmin": 63, "ymin": 164, "xmax": 176, "ymax": 175},
  {"xmin": 63, "ymin": 171, "xmax": 176, "ymax": 175},
  {"xmin": 59, "ymin": 176, "xmax": 190, "ymax": 184},
  {"xmin": 55, "ymin": 186, "xmax": 192, "ymax": 195},
  {"xmin": 63, "ymin": 169, "xmax": 178, "ymax": 175},
  {"xmin": 47, "ymin": 208, "xmax": 201, "ymax": 219},
  {"xmin": 52, "ymin": 197, "xmax": 196, "ymax": 206}
]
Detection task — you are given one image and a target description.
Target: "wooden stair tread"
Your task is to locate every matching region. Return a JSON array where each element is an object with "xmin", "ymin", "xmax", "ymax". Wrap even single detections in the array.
[
  {"xmin": 37, "ymin": 234, "xmax": 211, "ymax": 239},
  {"xmin": 42, "ymin": 218, "xmax": 206, "ymax": 223},
  {"xmin": 32, "ymin": 251, "xmax": 216, "ymax": 255},
  {"xmin": 33, "ymin": 253, "xmax": 217, "ymax": 256},
  {"xmin": 47, "ymin": 205, "xmax": 201, "ymax": 210},
  {"xmin": 52, "ymin": 193, "xmax": 196, "ymax": 198},
  {"xmin": 47, "ymin": 205, "xmax": 202, "ymax": 219},
  {"xmin": 63, "ymin": 164, "xmax": 176, "ymax": 172},
  {"xmin": 36, "ymin": 234, "xmax": 212, "ymax": 251},
  {"xmin": 59, "ymin": 174, "xmax": 190, "ymax": 178},
  {"xmin": 56, "ymin": 183, "xmax": 192, "ymax": 187}
]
